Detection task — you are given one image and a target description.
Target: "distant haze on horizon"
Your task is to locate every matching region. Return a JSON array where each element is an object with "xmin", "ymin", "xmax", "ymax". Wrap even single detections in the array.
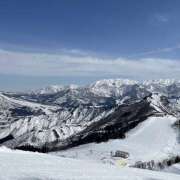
[{"xmin": 0, "ymin": 0, "xmax": 180, "ymax": 91}]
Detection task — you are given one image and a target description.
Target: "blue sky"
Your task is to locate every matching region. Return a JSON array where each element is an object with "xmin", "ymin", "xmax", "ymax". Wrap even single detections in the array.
[{"xmin": 0, "ymin": 0, "xmax": 180, "ymax": 91}]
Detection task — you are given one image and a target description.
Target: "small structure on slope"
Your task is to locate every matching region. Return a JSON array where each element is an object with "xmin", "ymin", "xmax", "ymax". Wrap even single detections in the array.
[{"xmin": 111, "ymin": 150, "xmax": 129, "ymax": 159}]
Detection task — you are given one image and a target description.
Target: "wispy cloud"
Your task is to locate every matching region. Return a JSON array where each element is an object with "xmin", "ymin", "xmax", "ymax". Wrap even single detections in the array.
[
  {"xmin": 59, "ymin": 48, "xmax": 93, "ymax": 56},
  {"xmin": 128, "ymin": 44, "xmax": 180, "ymax": 58},
  {"xmin": 154, "ymin": 14, "xmax": 169, "ymax": 23},
  {"xmin": 0, "ymin": 49, "xmax": 180, "ymax": 80},
  {"xmin": 153, "ymin": 13, "xmax": 169, "ymax": 23}
]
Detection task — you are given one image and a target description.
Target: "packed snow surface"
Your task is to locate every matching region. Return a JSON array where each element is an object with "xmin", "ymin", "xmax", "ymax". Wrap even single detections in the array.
[
  {"xmin": 0, "ymin": 147, "xmax": 180, "ymax": 180},
  {"xmin": 53, "ymin": 115, "xmax": 179, "ymax": 165},
  {"xmin": 164, "ymin": 163, "xmax": 180, "ymax": 174}
]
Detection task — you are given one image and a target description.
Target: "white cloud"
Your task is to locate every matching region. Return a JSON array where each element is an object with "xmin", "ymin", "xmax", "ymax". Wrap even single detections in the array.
[
  {"xmin": 154, "ymin": 14, "xmax": 169, "ymax": 23},
  {"xmin": 0, "ymin": 49, "xmax": 180, "ymax": 80}
]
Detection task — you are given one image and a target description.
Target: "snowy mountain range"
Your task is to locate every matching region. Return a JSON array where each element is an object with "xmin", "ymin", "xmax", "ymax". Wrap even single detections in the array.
[
  {"xmin": 1, "ymin": 78, "xmax": 180, "ymax": 180},
  {"xmin": 0, "ymin": 79, "xmax": 180, "ymax": 154}
]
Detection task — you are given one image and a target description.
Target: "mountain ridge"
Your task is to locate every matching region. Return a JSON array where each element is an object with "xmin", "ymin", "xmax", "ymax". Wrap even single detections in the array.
[{"xmin": 0, "ymin": 78, "xmax": 180, "ymax": 152}]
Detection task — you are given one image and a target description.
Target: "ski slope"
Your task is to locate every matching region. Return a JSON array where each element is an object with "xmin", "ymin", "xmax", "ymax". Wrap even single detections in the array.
[
  {"xmin": 52, "ymin": 115, "xmax": 179, "ymax": 165},
  {"xmin": 0, "ymin": 147, "xmax": 180, "ymax": 180}
]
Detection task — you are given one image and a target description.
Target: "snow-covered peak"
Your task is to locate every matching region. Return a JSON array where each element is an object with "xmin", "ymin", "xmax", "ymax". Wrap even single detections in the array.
[
  {"xmin": 143, "ymin": 79, "xmax": 180, "ymax": 86},
  {"xmin": 33, "ymin": 84, "xmax": 79, "ymax": 95},
  {"xmin": 68, "ymin": 84, "xmax": 79, "ymax": 89},
  {"xmin": 143, "ymin": 79, "xmax": 180, "ymax": 97},
  {"xmin": 92, "ymin": 79, "xmax": 138, "ymax": 86},
  {"xmin": 30, "ymin": 78, "xmax": 180, "ymax": 97},
  {"xmin": 89, "ymin": 79, "xmax": 139, "ymax": 97},
  {"xmin": 34, "ymin": 85, "xmax": 65, "ymax": 94}
]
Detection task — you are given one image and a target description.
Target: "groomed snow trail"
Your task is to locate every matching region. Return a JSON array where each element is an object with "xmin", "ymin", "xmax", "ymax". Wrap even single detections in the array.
[{"xmin": 52, "ymin": 115, "xmax": 179, "ymax": 164}]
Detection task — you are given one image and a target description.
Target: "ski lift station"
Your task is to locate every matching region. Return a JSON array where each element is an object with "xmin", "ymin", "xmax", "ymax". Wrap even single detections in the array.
[{"xmin": 112, "ymin": 150, "xmax": 129, "ymax": 159}]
